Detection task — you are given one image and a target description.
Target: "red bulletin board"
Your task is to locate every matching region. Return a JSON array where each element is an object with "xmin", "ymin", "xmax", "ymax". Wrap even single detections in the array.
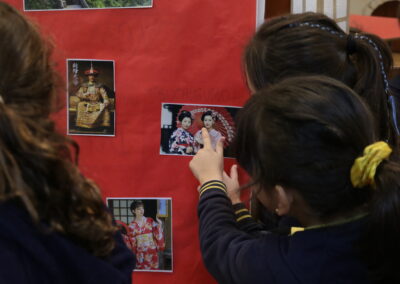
[{"xmin": 6, "ymin": 0, "xmax": 255, "ymax": 282}]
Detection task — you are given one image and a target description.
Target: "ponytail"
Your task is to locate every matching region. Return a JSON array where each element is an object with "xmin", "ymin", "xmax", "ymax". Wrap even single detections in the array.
[
  {"xmin": 362, "ymin": 158, "xmax": 400, "ymax": 282},
  {"xmin": 244, "ymin": 12, "xmax": 396, "ymax": 144},
  {"xmin": 349, "ymin": 33, "xmax": 394, "ymax": 144}
]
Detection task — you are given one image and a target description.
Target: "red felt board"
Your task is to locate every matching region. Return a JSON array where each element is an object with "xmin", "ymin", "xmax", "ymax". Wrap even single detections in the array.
[{"xmin": 5, "ymin": 0, "xmax": 255, "ymax": 282}]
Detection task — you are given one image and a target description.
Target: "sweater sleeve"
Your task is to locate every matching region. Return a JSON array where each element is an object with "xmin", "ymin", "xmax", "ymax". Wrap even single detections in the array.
[
  {"xmin": 105, "ymin": 231, "xmax": 136, "ymax": 283},
  {"xmin": 198, "ymin": 180, "xmax": 277, "ymax": 284},
  {"xmin": 232, "ymin": 203, "xmax": 269, "ymax": 236}
]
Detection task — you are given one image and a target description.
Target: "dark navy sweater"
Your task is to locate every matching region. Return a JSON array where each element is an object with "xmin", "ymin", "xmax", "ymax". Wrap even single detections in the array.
[
  {"xmin": 198, "ymin": 181, "xmax": 369, "ymax": 284},
  {"xmin": 0, "ymin": 201, "xmax": 135, "ymax": 284}
]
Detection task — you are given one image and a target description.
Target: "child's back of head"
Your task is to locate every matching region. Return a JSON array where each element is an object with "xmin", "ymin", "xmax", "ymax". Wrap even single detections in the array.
[
  {"xmin": 235, "ymin": 75, "xmax": 400, "ymax": 282},
  {"xmin": 244, "ymin": 12, "xmax": 396, "ymax": 145}
]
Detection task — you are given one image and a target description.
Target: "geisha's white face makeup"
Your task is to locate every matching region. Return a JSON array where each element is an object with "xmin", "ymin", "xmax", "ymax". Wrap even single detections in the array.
[
  {"xmin": 203, "ymin": 115, "xmax": 214, "ymax": 130},
  {"xmin": 181, "ymin": 117, "xmax": 192, "ymax": 130},
  {"xmin": 134, "ymin": 206, "xmax": 144, "ymax": 218}
]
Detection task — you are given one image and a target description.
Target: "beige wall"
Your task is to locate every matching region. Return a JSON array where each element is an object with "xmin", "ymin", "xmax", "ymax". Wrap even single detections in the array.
[{"xmin": 349, "ymin": 0, "xmax": 365, "ymax": 14}]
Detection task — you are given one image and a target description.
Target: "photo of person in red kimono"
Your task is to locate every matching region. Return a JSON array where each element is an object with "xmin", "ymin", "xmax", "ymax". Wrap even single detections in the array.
[{"xmin": 128, "ymin": 200, "xmax": 165, "ymax": 270}]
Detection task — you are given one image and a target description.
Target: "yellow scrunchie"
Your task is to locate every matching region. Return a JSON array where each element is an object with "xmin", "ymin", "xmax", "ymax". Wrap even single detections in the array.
[{"xmin": 350, "ymin": 141, "xmax": 392, "ymax": 188}]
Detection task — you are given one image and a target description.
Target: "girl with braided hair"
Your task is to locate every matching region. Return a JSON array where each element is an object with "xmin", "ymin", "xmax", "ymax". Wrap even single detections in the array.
[
  {"xmin": 190, "ymin": 76, "xmax": 400, "ymax": 283},
  {"xmin": 0, "ymin": 2, "xmax": 134, "ymax": 282}
]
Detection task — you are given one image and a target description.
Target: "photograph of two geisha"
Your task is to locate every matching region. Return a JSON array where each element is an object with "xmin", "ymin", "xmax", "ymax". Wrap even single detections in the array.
[{"xmin": 160, "ymin": 103, "xmax": 240, "ymax": 158}]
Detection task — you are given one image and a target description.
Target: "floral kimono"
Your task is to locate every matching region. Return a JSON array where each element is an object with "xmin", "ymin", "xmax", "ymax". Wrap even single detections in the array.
[
  {"xmin": 128, "ymin": 217, "xmax": 165, "ymax": 270},
  {"xmin": 169, "ymin": 128, "xmax": 195, "ymax": 155}
]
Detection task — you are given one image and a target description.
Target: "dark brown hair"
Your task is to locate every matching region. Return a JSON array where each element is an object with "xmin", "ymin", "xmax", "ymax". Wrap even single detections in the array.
[
  {"xmin": 201, "ymin": 111, "xmax": 214, "ymax": 122},
  {"xmin": 235, "ymin": 76, "xmax": 400, "ymax": 282},
  {"xmin": 130, "ymin": 200, "xmax": 144, "ymax": 216},
  {"xmin": 178, "ymin": 110, "xmax": 193, "ymax": 122},
  {"xmin": 0, "ymin": 2, "xmax": 117, "ymax": 257},
  {"xmin": 244, "ymin": 12, "xmax": 395, "ymax": 145}
]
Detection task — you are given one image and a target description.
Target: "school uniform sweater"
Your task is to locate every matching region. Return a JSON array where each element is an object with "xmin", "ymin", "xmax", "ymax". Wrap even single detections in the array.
[
  {"xmin": 198, "ymin": 180, "xmax": 369, "ymax": 284},
  {"xmin": 0, "ymin": 201, "xmax": 135, "ymax": 284}
]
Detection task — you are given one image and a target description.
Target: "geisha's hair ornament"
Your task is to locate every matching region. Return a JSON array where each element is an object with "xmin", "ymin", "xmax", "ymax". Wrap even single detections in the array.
[
  {"xmin": 178, "ymin": 110, "xmax": 193, "ymax": 122},
  {"xmin": 201, "ymin": 110, "xmax": 218, "ymax": 122}
]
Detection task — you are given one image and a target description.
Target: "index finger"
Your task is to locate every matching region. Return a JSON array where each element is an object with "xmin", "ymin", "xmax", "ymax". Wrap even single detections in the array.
[{"xmin": 201, "ymin": 128, "xmax": 212, "ymax": 149}]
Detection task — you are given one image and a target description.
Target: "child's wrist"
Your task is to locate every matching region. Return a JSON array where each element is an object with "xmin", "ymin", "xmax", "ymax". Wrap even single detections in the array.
[
  {"xmin": 230, "ymin": 198, "xmax": 242, "ymax": 205},
  {"xmin": 200, "ymin": 175, "xmax": 223, "ymax": 186}
]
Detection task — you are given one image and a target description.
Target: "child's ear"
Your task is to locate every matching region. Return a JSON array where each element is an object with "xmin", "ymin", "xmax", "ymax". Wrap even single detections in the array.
[{"xmin": 274, "ymin": 185, "xmax": 293, "ymax": 216}]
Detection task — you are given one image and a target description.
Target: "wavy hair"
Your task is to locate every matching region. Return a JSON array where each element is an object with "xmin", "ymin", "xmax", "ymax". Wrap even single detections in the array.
[{"xmin": 0, "ymin": 2, "xmax": 117, "ymax": 257}]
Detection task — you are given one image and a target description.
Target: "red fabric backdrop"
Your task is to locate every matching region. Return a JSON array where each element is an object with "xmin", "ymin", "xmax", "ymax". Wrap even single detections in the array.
[{"xmin": 6, "ymin": 0, "xmax": 255, "ymax": 282}]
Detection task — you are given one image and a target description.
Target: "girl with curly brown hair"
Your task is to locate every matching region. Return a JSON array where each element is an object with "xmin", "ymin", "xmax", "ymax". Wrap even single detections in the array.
[{"xmin": 0, "ymin": 2, "xmax": 135, "ymax": 283}]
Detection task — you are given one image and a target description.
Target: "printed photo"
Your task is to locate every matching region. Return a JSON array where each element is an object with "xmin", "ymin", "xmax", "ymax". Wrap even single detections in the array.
[
  {"xmin": 107, "ymin": 198, "xmax": 173, "ymax": 272},
  {"xmin": 24, "ymin": 0, "xmax": 152, "ymax": 11},
  {"xmin": 160, "ymin": 103, "xmax": 240, "ymax": 158},
  {"xmin": 67, "ymin": 59, "xmax": 115, "ymax": 136}
]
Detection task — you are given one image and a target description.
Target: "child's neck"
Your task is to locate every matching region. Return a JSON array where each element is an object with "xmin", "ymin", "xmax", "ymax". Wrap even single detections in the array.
[
  {"xmin": 289, "ymin": 192, "xmax": 367, "ymax": 227},
  {"xmin": 295, "ymin": 205, "xmax": 367, "ymax": 228}
]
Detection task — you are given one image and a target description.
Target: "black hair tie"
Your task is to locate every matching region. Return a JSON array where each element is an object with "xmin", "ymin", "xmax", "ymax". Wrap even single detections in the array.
[{"xmin": 347, "ymin": 34, "xmax": 357, "ymax": 55}]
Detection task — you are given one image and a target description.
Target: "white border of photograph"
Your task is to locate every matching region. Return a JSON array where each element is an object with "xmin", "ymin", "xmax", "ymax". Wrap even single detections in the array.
[
  {"xmin": 24, "ymin": 0, "xmax": 152, "ymax": 12},
  {"xmin": 66, "ymin": 58, "xmax": 116, "ymax": 137},
  {"xmin": 256, "ymin": 0, "xmax": 266, "ymax": 29},
  {"xmin": 106, "ymin": 197, "xmax": 173, "ymax": 273}
]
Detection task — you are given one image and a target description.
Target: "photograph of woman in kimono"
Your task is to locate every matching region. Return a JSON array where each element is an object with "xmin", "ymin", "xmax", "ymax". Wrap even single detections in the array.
[
  {"xmin": 128, "ymin": 200, "xmax": 165, "ymax": 270},
  {"xmin": 194, "ymin": 111, "xmax": 222, "ymax": 151},
  {"xmin": 168, "ymin": 110, "xmax": 195, "ymax": 155}
]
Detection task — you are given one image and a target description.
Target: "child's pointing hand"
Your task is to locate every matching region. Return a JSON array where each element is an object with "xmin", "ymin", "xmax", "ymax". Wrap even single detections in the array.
[{"xmin": 189, "ymin": 128, "xmax": 225, "ymax": 186}]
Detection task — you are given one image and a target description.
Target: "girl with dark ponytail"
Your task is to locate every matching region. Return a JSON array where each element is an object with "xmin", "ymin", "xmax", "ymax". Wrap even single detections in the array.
[
  {"xmin": 240, "ymin": 12, "xmax": 397, "ymax": 228},
  {"xmin": 245, "ymin": 12, "xmax": 395, "ymax": 144},
  {"xmin": 0, "ymin": 2, "xmax": 134, "ymax": 283},
  {"xmin": 190, "ymin": 76, "xmax": 400, "ymax": 283}
]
